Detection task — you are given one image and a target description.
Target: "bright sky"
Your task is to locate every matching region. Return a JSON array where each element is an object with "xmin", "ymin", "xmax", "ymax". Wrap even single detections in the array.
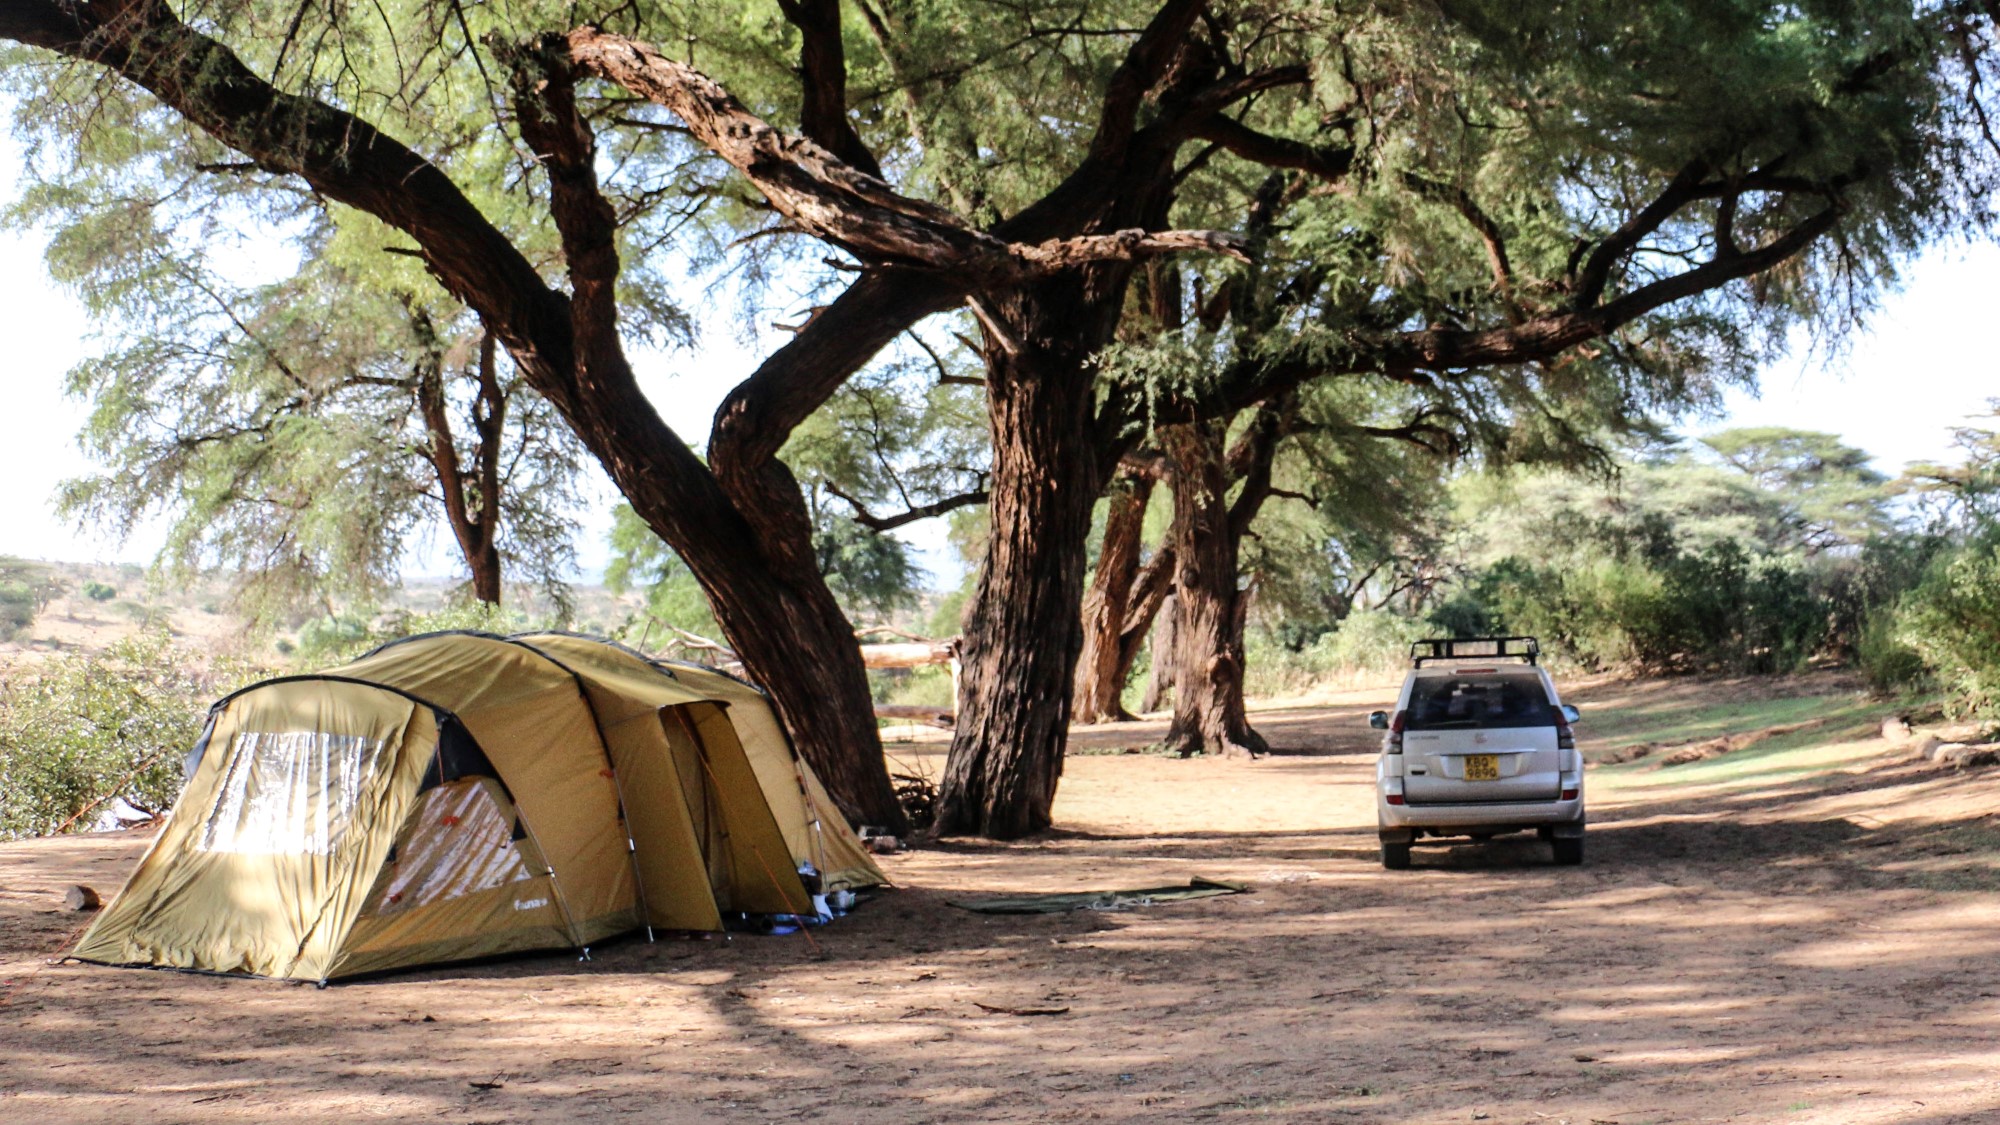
[{"xmin": 2, "ymin": 117, "xmax": 1996, "ymax": 585}]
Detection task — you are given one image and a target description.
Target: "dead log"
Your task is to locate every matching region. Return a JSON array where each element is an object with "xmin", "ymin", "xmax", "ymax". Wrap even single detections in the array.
[
  {"xmin": 873, "ymin": 704, "xmax": 956, "ymax": 728},
  {"xmin": 860, "ymin": 641, "xmax": 958, "ymax": 669}
]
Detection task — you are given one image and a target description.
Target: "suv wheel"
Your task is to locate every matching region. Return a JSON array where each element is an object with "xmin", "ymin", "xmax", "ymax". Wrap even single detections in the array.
[
  {"xmin": 1381, "ymin": 841, "xmax": 1412, "ymax": 869},
  {"xmin": 1551, "ymin": 836, "xmax": 1584, "ymax": 866}
]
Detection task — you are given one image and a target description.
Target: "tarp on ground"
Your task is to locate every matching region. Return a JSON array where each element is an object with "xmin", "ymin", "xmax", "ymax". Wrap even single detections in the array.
[{"xmin": 947, "ymin": 877, "xmax": 1248, "ymax": 914}]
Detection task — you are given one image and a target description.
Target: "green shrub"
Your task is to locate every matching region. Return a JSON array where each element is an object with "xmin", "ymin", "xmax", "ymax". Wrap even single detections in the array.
[
  {"xmin": 82, "ymin": 581, "xmax": 118, "ymax": 602},
  {"xmin": 0, "ymin": 583, "xmax": 34, "ymax": 642},
  {"xmin": 873, "ymin": 665, "xmax": 956, "ymax": 711},
  {"xmin": 1244, "ymin": 609, "xmax": 1429, "ymax": 694},
  {"xmin": 0, "ymin": 632, "xmax": 262, "ymax": 840},
  {"xmin": 1856, "ymin": 607, "xmax": 1929, "ymax": 692},
  {"xmin": 1462, "ymin": 541, "xmax": 1824, "ymax": 674},
  {"xmin": 295, "ymin": 615, "xmax": 373, "ymax": 661},
  {"xmin": 1898, "ymin": 535, "xmax": 2000, "ymax": 714}
]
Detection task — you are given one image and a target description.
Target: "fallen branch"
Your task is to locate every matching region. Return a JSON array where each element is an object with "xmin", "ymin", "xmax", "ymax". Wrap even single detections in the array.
[
  {"xmin": 874, "ymin": 704, "xmax": 955, "ymax": 728},
  {"xmin": 973, "ymin": 1002, "xmax": 1070, "ymax": 1017}
]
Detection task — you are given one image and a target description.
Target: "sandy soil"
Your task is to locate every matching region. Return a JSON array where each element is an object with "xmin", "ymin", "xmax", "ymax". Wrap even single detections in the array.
[{"xmin": 3, "ymin": 675, "xmax": 1998, "ymax": 1124}]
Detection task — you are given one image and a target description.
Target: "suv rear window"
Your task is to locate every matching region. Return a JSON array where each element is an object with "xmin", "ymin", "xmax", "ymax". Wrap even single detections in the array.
[{"xmin": 1404, "ymin": 673, "xmax": 1554, "ymax": 730}]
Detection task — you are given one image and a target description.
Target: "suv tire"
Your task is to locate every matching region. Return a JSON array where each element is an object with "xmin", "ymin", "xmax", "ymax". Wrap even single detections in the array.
[
  {"xmin": 1381, "ymin": 842, "xmax": 1412, "ymax": 870},
  {"xmin": 1551, "ymin": 837, "xmax": 1584, "ymax": 866}
]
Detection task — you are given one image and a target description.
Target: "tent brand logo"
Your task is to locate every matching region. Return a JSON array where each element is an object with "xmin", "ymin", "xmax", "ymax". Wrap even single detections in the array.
[{"xmin": 514, "ymin": 897, "xmax": 550, "ymax": 912}]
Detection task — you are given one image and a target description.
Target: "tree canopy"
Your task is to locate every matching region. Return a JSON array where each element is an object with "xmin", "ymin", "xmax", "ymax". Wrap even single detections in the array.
[{"xmin": 5, "ymin": 0, "xmax": 1998, "ymax": 835}]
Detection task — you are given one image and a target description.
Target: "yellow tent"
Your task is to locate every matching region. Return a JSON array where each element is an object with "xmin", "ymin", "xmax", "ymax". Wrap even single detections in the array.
[{"xmin": 74, "ymin": 632, "xmax": 886, "ymax": 982}]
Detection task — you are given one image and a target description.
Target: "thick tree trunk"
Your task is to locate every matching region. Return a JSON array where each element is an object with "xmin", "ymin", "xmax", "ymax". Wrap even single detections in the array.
[
  {"xmin": 1140, "ymin": 590, "xmax": 1177, "ymax": 713},
  {"xmin": 1072, "ymin": 469, "xmax": 1155, "ymax": 723},
  {"xmin": 935, "ymin": 283, "xmax": 1121, "ymax": 839},
  {"xmin": 1158, "ymin": 420, "xmax": 1268, "ymax": 758},
  {"xmin": 1119, "ymin": 542, "xmax": 1176, "ymax": 700}
]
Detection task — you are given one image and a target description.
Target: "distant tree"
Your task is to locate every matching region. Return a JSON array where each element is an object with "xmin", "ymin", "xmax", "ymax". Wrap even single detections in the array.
[
  {"xmin": 18, "ymin": 178, "xmax": 593, "ymax": 621},
  {"xmin": 1901, "ymin": 401, "xmax": 2000, "ymax": 528},
  {"xmin": 1702, "ymin": 428, "xmax": 1893, "ymax": 553}
]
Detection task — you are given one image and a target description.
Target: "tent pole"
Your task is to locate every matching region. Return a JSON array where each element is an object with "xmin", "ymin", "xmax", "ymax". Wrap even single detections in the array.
[{"xmin": 512, "ymin": 809, "xmax": 588, "ymax": 954}]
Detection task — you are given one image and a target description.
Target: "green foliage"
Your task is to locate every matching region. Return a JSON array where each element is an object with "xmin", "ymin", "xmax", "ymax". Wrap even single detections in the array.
[
  {"xmin": 1894, "ymin": 532, "xmax": 2000, "ymax": 714},
  {"xmin": 1478, "ymin": 542, "xmax": 1824, "ymax": 675},
  {"xmin": 605, "ymin": 504, "xmax": 723, "ymax": 642},
  {"xmin": 1242, "ymin": 427, "xmax": 1920, "ymax": 686},
  {"xmin": 1902, "ymin": 400, "xmax": 2000, "ymax": 525},
  {"xmin": 1856, "ymin": 609, "xmax": 1929, "ymax": 694},
  {"xmin": 0, "ymin": 631, "xmax": 264, "ymax": 840},
  {"xmin": 82, "ymin": 581, "xmax": 117, "ymax": 602},
  {"xmin": 607, "ymin": 361, "xmax": 971, "ymax": 636},
  {"xmin": 1424, "ymin": 437, "xmax": 1901, "ymax": 674},
  {"xmin": 1702, "ymin": 427, "xmax": 1894, "ymax": 552},
  {"xmin": 0, "ymin": 586, "xmax": 35, "ymax": 642},
  {"xmin": 1245, "ymin": 610, "xmax": 1431, "ymax": 695},
  {"xmin": 294, "ymin": 615, "xmax": 375, "ymax": 664},
  {"xmin": 0, "ymin": 558, "xmax": 59, "ymax": 642},
  {"xmin": 782, "ymin": 357, "xmax": 988, "ymax": 618},
  {"xmin": 288, "ymin": 602, "xmax": 552, "ymax": 666}
]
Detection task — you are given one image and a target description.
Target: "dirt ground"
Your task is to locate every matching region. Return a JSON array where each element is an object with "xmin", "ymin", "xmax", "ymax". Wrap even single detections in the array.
[{"xmin": 3, "ymin": 674, "xmax": 1998, "ymax": 1124}]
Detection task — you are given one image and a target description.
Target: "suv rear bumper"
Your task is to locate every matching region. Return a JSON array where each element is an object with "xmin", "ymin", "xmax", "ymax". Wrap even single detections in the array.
[{"xmin": 1378, "ymin": 794, "xmax": 1584, "ymax": 841}]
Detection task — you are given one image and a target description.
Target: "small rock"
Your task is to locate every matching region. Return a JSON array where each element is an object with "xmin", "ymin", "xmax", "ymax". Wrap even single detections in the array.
[
  {"xmin": 62, "ymin": 885, "xmax": 101, "ymax": 912},
  {"xmin": 1881, "ymin": 716, "xmax": 1912, "ymax": 742}
]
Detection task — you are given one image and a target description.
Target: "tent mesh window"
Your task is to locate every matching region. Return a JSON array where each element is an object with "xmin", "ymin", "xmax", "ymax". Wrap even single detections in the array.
[{"xmin": 198, "ymin": 731, "xmax": 387, "ymax": 856}]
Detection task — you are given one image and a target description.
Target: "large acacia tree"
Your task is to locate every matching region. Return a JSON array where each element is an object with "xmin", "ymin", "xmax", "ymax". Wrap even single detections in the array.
[{"xmin": 5, "ymin": 0, "xmax": 1995, "ymax": 838}]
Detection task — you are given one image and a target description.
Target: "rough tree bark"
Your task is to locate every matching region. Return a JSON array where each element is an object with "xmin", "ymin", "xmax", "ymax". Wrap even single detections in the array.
[
  {"xmin": 935, "ymin": 277, "xmax": 1129, "ymax": 838},
  {"xmin": 1158, "ymin": 401, "xmax": 1287, "ymax": 758},
  {"xmin": 1072, "ymin": 465, "xmax": 1158, "ymax": 723},
  {"xmin": 1121, "ymin": 542, "xmax": 1177, "ymax": 689},
  {"xmin": 932, "ymin": 0, "xmax": 1224, "ymax": 838},
  {"xmin": 1140, "ymin": 590, "xmax": 1178, "ymax": 713}
]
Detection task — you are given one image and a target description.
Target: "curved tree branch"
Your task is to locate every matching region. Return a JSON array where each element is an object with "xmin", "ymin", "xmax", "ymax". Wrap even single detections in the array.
[
  {"xmin": 823, "ymin": 480, "xmax": 991, "ymax": 531},
  {"xmin": 563, "ymin": 26, "xmax": 1242, "ymax": 279}
]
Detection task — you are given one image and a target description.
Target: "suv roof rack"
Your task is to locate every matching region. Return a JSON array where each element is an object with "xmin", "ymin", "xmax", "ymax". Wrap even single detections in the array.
[{"xmin": 1409, "ymin": 635, "xmax": 1540, "ymax": 667}]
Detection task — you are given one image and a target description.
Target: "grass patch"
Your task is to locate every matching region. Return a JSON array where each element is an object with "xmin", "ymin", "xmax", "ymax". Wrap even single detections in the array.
[
  {"xmin": 1588, "ymin": 689, "xmax": 1889, "ymax": 793},
  {"xmin": 1581, "ymin": 687, "xmax": 1869, "ymax": 751}
]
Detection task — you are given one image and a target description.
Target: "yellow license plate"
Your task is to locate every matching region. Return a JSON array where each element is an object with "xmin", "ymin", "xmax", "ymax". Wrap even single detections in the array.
[{"xmin": 1464, "ymin": 754, "xmax": 1500, "ymax": 781}]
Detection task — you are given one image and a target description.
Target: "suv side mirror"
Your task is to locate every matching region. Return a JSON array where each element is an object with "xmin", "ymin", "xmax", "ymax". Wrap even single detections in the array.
[
  {"xmin": 1560, "ymin": 704, "xmax": 1581, "ymax": 724},
  {"xmin": 1368, "ymin": 710, "xmax": 1389, "ymax": 730}
]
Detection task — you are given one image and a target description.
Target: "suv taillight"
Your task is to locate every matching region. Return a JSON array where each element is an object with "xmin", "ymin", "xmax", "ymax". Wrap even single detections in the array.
[
  {"xmin": 1556, "ymin": 719, "xmax": 1575, "ymax": 751},
  {"xmin": 1386, "ymin": 710, "xmax": 1406, "ymax": 754}
]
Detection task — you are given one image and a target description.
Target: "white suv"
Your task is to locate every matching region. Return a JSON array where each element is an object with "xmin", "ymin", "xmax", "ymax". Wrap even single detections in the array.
[{"xmin": 1369, "ymin": 637, "xmax": 1585, "ymax": 868}]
